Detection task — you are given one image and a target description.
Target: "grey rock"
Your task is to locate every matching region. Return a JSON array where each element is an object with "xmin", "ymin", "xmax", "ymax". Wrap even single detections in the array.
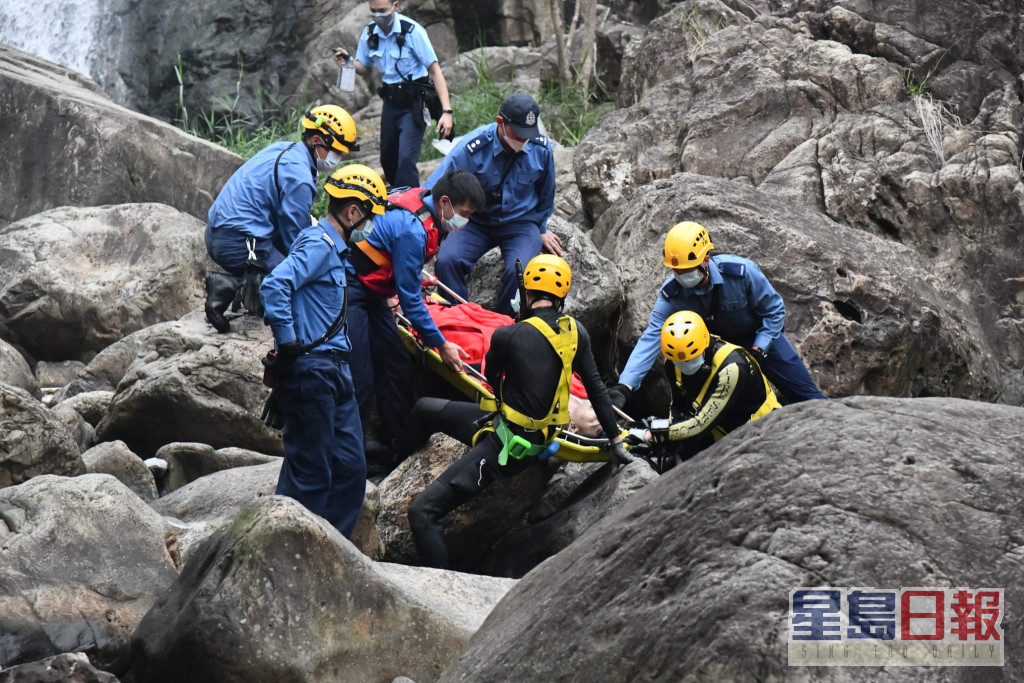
[
  {"xmin": 0, "ymin": 652, "xmax": 119, "ymax": 682},
  {"xmin": 482, "ymin": 458, "xmax": 660, "ymax": 577},
  {"xmin": 0, "ymin": 339, "xmax": 38, "ymax": 398},
  {"xmin": 591, "ymin": 173, "xmax": 1000, "ymax": 405},
  {"xmin": 95, "ymin": 313, "xmax": 282, "ymax": 459},
  {"xmin": 82, "ymin": 441, "xmax": 158, "ymax": 503},
  {"xmin": 466, "ymin": 215, "xmax": 623, "ymax": 335},
  {"xmin": 0, "ymin": 383, "xmax": 84, "ymax": 489},
  {"xmin": 129, "ymin": 496, "xmax": 516, "ymax": 683},
  {"xmin": 0, "ymin": 45, "xmax": 240, "ymax": 230},
  {"xmin": 51, "ymin": 338, "xmax": 144, "ymax": 403},
  {"xmin": 55, "ymin": 390, "xmax": 114, "ymax": 428},
  {"xmin": 151, "ymin": 461, "xmax": 379, "ymax": 564},
  {"xmin": 49, "ymin": 402, "xmax": 96, "ymax": 453},
  {"xmin": 0, "ymin": 474, "xmax": 178, "ymax": 673},
  {"xmin": 154, "ymin": 442, "xmax": 280, "ymax": 495},
  {"xmin": 0, "ymin": 204, "xmax": 213, "ymax": 362},
  {"xmin": 34, "ymin": 360, "xmax": 88, "ymax": 390},
  {"xmin": 439, "ymin": 396, "xmax": 1024, "ymax": 681},
  {"xmin": 377, "ymin": 434, "xmax": 553, "ymax": 570}
]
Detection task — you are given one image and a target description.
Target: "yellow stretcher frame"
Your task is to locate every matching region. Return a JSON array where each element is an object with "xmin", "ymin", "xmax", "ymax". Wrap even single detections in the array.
[{"xmin": 395, "ymin": 303, "xmax": 621, "ymax": 463}]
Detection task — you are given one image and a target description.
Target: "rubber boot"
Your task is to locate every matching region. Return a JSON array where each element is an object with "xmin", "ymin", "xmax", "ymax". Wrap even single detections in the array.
[{"xmin": 204, "ymin": 272, "xmax": 243, "ymax": 334}]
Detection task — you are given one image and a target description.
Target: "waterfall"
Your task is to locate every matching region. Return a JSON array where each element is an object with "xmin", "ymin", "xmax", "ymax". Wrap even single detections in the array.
[{"xmin": 0, "ymin": 0, "xmax": 132, "ymax": 104}]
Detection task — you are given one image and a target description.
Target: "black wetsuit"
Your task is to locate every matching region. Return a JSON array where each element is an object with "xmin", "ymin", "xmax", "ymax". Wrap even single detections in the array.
[{"xmin": 407, "ymin": 305, "xmax": 619, "ymax": 569}]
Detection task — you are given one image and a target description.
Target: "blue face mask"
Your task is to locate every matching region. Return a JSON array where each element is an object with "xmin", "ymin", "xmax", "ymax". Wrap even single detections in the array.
[{"xmin": 674, "ymin": 356, "xmax": 705, "ymax": 376}]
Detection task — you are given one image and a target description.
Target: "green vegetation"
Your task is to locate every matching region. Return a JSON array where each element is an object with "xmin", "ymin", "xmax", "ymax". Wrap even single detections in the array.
[{"xmin": 901, "ymin": 67, "xmax": 933, "ymax": 97}]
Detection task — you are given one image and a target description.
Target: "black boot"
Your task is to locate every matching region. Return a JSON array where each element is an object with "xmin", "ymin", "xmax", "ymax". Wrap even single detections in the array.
[{"xmin": 204, "ymin": 272, "xmax": 243, "ymax": 333}]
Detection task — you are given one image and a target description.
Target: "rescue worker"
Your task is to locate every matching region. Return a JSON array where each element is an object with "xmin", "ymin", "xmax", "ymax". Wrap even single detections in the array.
[
  {"xmin": 204, "ymin": 105, "xmax": 359, "ymax": 333},
  {"xmin": 424, "ymin": 92, "xmax": 560, "ymax": 317},
  {"xmin": 632, "ymin": 311, "xmax": 782, "ymax": 471},
  {"xmin": 608, "ymin": 221, "xmax": 827, "ymax": 407},
  {"xmin": 257, "ymin": 164, "xmax": 387, "ymax": 538},
  {"xmin": 407, "ymin": 254, "xmax": 632, "ymax": 569},
  {"xmin": 334, "ymin": 0, "xmax": 454, "ymax": 189},
  {"xmin": 346, "ymin": 169, "xmax": 486, "ymax": 474}
]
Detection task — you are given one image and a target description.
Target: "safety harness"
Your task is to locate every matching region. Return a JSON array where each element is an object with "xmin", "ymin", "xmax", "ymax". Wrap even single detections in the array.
[
  {"xmin": 674, "ymin": 339, "xmax": 781, "ymax": 440},
  {"xmin": 348, "ymin": 188, "xmax": 440, "ymax": 298},
  {"xmin": 477, "ymin": 315, "xmax": 578, "ymax": 465}
]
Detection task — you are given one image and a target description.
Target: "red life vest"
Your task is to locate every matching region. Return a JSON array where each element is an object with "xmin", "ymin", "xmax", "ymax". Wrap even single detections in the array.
[{"xmin": 349, "ymin": 188, "xmax": 441, "ymax": 297}]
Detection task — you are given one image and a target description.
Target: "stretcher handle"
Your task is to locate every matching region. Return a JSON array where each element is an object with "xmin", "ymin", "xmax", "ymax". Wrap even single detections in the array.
[{"xmin": 420, "ymin": 271, "xmax": 470, "ymax": 306}]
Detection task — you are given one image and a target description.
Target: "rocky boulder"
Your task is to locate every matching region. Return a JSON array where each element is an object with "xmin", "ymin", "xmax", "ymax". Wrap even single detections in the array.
[
  {"xmin": 0, "ymin": 339, "xmax": 38, "ymax": 398},
  {"xmin": 82, "ymin": 441, "xmax": 158, "ymax": 503},
  {"xmin": 55, "ymin": 391, "xmax": 115, "ymax": 428},
  {"xmin": 153, "ymin": 442, "xmax": 280, "ymax": 495},
  {"xmin": 0, "ymin": 204, "xmax": 213, "ymax": 363},
  {"xmin": 49, "ymin": 402, "xmax": 97, "ymax": 453},
  {"xmin": 467, "ymin": 215, "xmax": 623, "ymax": 335},
  {"xmin": 0, "ymin": 383, "xmax": 84, "ymax": 489},
  {"xmin": 129, "ymin": 496, "xmax": 516, "ymax": 683},
  {"xmin": 0, "ymin": 652, "xmax": 119, "ymax": 683},
  {"xmin": 52, "ymin": 338, "xmax": 146, "ymax": 404},
  {"xmin": 0, "ymin": 474, "xmax": 179, "ymax": 673},
  {"xmin": 0, "ymin": 45, "xmax": 240, "ymax": 229},
  {"xmin": 439, "ymin": 396, "xmax": 1024, "ymax": 681},
  {"xmin": 591, "ymin": 173, "xmax": 999, "ymax": 405},
  {"xmin": 95, "ymin": 313, "xmax": 281, "ymax": 459},
  {"xmin": 376, "ymin": 434, "xmax": 554, "ymax": 570}
]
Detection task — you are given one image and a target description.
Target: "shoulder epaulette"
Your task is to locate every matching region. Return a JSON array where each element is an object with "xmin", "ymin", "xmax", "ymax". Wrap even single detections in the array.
[
  {"xmin": 533, "ymin": 136, "xmax": 548, "ymax": 147},
  {"xmin": 719, "ymin": 261, "xmax": 746, "ymax": 277},
  {"xmin": 465, "ymin": 134, "xmax": 488, "ymax": 154},
  {"xmin": 320, "ymin": 231, "xmax": 337, "ymax": 249}
]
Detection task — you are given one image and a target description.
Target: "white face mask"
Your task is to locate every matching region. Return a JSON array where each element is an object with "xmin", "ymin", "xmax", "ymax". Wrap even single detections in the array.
[
  {"xmin": 316, "ymin": 149, "xmax": 343, "ymax": 174},
  {"xmin": 674, "ymin": 356, "xmax": 705, "ymax": 376},
  {"xmin": 499, "ymin": 121, "xmax": 526, "ymax": 153},
  {"xmin": 441, "ymin": 200, "xmax": 470, "ymax": 231},
  {"xmin": 674, "ymin": 269, "xmax": 704, "ymax": 289}
]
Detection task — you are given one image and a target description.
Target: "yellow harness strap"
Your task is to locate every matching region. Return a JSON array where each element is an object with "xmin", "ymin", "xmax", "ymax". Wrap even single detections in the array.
[
  {"xmin": 354, "ymin": 239, "xmax": 391, "ymax": 268},
  {"xmin": 677, "ymin": 340, "xmax": 781, "ymax": 440},
  {"xmin": 479, "ymin": 315, "xmax": 578, "ymax": 433}
]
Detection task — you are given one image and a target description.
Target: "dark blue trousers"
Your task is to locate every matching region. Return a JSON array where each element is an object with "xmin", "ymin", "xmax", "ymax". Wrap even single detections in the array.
[
  {"xmin": 275, "ymin": 353, "xmax": 366, "ymax": 538},
  {"xmin": 345, "ymin": 278, "xmax": 416, "ymax": 446},
  {"xmin": 434, "ymin": 219, "xmax": 543, "ymax": 316},
  {"xmin": 205, "ymin": 224, "xmax": 285, "ymax": 275},
  {"xmin": 380, "ymin": 99, "xmax": 426, "ymax": 189},
  {"xmin": 729, "ymin": 330, "xmax": 827, "ymax": 403}
]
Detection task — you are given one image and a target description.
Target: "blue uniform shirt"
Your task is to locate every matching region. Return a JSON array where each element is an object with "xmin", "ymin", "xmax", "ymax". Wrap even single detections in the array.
[
  {"xmin": 347, "ymin": 195, "xmax": 446, "ymax": 347},
  {"xmin": 207, "ymin": 141, "xmax": 317, "ymax": 250},
  {"xmin": 424, "ymin": 123, "xmax": 555, "ymax": 232},
  {"xmin": 355, "ymin": 13, "xmax": 436, "ymax": 84},
  {"xmin": 261, "ymin": 217, "xmax": 352, "ymax": 352},
  {"xmin": 619, "ymin": 255, "xmax": 786, "ymax": 389}
]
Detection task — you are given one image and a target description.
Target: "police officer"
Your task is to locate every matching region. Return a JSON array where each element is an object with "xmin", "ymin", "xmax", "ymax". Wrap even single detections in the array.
[
  {"xmin": 345, "ymin": 169, "xmax": 485, "ymax": 474},
  {"xmin": 609, "ymin": 221, "xmax": 827, "ymax": 406},
  {"xmin": 631, "ymin": 311, "xmax": 782, "ymax": 471},
  {"xmin": 334, "ymin": 0, "xmax": 454, "ymax": 189},
  {"xmin": 424, "ymin": 92, "xmax": 560, "ymax": 317},
  {"xmin": 407, "ymin": 254, "xmax": 631, "ymax": 569},
  {"xmin": 257, "ymin": 164, "xmax": 388, "ymax": 538},
  {"xmin": 204, "ymin": 105, "xmax": 359, "ymax": 333}
]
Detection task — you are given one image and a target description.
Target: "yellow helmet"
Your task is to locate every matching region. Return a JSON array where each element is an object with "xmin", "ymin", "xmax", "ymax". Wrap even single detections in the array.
[
  {"xmin": 661, "ymin": 311, "xmax": 710, "ymax": 362},
  {"xmin": 663, "ymin": 221, "xmax": 713, "ymax": 269},
  {"xmin": 324, "ymin": 164, "xmax": 388, "ymax": 215},
  {"xmin": 523, "ymin": 254, "xmax": 572, "ymax": 299},
  {"xmin": 301, "ymin": 105, "xmax": 358, "ymax": 153}
]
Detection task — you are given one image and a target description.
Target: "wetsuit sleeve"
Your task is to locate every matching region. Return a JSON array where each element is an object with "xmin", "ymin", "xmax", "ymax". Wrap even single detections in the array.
[
  {"xmin": 664, "ymin": 362, "xmax": 688, "ymax": 422},
  {"xmin": 572, "ymin": 321, "xmax": 620, "ymax": 439},
  {"xmin": 391, "ymin": 223, "xmax": 444, "ymax": 347},
  {"xmin": 535, "ymin": 146, "xmax": 556, "ymax": 233},
  {"xmin": 275, "ymin": 162, "xmax": 316, "ymax": 250},
  {"xmin": 260, "ymin": 237, "xmax": 330, "ymax": 345},
  {"xmin": 666, "ymin": 360, "xmax": 743, "ymax": 442},
  {"xmin": 746, "ymin": 261, "xmax": 786, "ymax": 352},
  {"xmin": 484, "ymin": 325, "xmax": 512, "ymax": 392},
  {"xmin": 619, "ymin": 289, "xmax": 675, "ymax": 388}
]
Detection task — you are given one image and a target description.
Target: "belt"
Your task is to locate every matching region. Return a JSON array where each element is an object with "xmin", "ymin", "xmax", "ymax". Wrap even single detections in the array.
[{"xmin": 305, "ymin": 349, "xmax": 350, "ymax": 363}]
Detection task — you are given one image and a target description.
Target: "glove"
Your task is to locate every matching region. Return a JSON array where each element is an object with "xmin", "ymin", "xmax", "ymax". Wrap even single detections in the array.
[
  {"xmin": 749, "ymin": 346, "xmax": 768, "ymax": 362},
  {"xmin": 624, "ymin": 428, "xmax": 649, "ymax": 446},
  {"xmin": 261, "ymin": 390, "xmax": 285, "ymax": 430},
  {"xmin": 607, "ymin": 383, "xmax": 632, "ymax": 410},
  {"xmin": 261, "ymin": 341, "xmax": 301, "ymax": 388},
  {"xmin": 608, "ymin": 440, "xmax": 635, "ymax": 472}
]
